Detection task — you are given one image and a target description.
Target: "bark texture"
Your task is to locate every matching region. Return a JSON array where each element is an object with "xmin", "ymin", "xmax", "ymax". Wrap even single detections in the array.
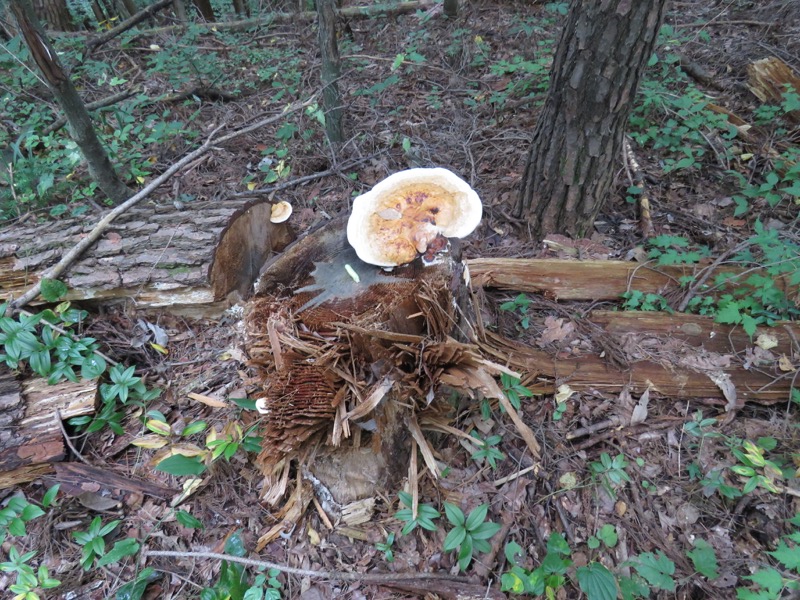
[
  {"xmin": 32, "ymin": 0, "xmax": 73, "ymax": 30},
  {"xmin": 515, "ymin": 0, "xmax": 668, "ymax": 240},
  {"xmin": 9, "ymin": 0, "xmax": 131, "ymax": 204},
  {"xmin": 0, "ymin": 199, "xmax": 292, "ymax": 316},
  {"xmin": 317, "ymin": 0, "xmax": 344, "ymax": 144}
]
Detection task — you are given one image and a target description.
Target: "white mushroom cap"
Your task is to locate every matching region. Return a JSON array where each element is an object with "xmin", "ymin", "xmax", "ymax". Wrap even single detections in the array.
[
  {"xmin": 346, "ymin": 168, "xmax": 482, "ymax": 267},
  {"xmin": 270, "ymin": 201, "xmax": 293, "ymax": 223}
]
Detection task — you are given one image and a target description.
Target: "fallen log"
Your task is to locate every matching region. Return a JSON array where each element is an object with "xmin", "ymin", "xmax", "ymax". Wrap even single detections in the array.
[
  {"xmin": 0, "ymin": 367, "xmax": 96, "ymax": 489},
  {"xmin": 0, "ymin": 199, "xmax": 292, "ymax": 317},
  {"xmin": 466, "ymin": 257, "xmax": 798, "ymax": 302}
]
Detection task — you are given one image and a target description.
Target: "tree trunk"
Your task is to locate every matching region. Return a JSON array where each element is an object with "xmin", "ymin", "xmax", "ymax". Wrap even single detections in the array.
[
  {"xmin": 9, "ymin": 0, "xmax": 132, "ymax": 204},
  {"xmin": 32, "ymin": 0, "xmax": 74, "ymax": 31},
  {"xmin": 192, "ymin": 0, "xmax": 215, "ymax": 21},
  {"xmin": 515, "ymin": 0, "xmax": 667, "ymax": 240},
  {"xmin": 232, "ymin": 0, "xmax": 249, "ymax": 18},
  {"xmin": 317, "ymin": 0, "xmax": 344, "ymax": 144}
]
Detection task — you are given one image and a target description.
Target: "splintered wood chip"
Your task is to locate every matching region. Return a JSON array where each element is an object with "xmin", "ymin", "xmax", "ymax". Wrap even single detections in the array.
[{"xmin": 187, "ymin": 392, "xmax": 228, "ymax": 408}]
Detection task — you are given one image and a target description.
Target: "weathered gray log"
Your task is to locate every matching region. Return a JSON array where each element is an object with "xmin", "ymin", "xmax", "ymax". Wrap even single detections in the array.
[{"xmin": 0, "ymin": 199, "xmax": 292, "ymax": 317}]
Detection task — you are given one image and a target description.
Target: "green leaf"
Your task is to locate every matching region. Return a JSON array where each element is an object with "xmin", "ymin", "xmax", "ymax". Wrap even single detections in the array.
[
  {"xmin": 470, "ymin": 520, "xmax": 501, "ymax": 540},
  {"xmin": 20, "ymin": 504, "xmax": 44, "ymax": 522},
  {"xmin": 546, "ymin": 532, "xmax": 571, "ymax": 556},
  {"xmin": 577, "ymin": 563, "xmax": 618, "ymax": 600},
  {"xmin": 597, "ymin": 524, "xmax": 618, "ymax": 548},
  {"xmin": 504, "ymin": 541, "xmax": 524, "ymax": 566},
  {"xmin": 229, "ymin": 397, "xmax": 258, "ymax": 410},
  {"xmin": 443, "ymin": 527, "xmax": 467, "ymax": 552},
  {"xmin": 181, "ymin": 421, "xmax": 208, "ymax": 437},
  {"xmin": 715, "ymin": 301, "xmax": 742, "ymax": 325},
  {"xmin": 618, "ymin": 575, "xmax": 650, "ymax": 600},
  {"xmin": 224, "ymin": 530, "xmax": 247, "ymax": 558},
  {"xmin": 687, "ymin": 539, "xmax": 719, "ymax": 579},
  {"xmin": 632, "ymin": 551, "xmax": 676, "ymax": 591},
  {"xmin": 115, "ymin": 567, "xmax": 158, "ymax": 600},
  {"xmin": 155, "ymin": 455, "xmax": 207, "ymax": 476},
  {"xmin": 96, "ymin": 538, "xmax": 140, "ymax": 568},
  {"xmin": 457, "ymin": 533, "xmax": 474, "ymax": 571},
  {"xmin": 81, "ymin": 354, "xmax": 107, "ymax": 379},
  {"xmin": 465, "ymin": 504, "xmax": 489, "ymax": 531},
  {"xmin": 742, "ymin": 567, "xmax": 783, "ymax": 596},
  {"xmin": 444, "ymin": 502, "xmax": 465, "ymax": 527},
  {"xmin": 175, "ymin": 510, "xmax": 204, "ymax": 529},
  {"xmin": 767, "ymin": 540, "xmax": 800, "ymax": 571},
  {"xmin": 42, "ymin": 484, "xmax": 60, "ymax": 508},
  {"xmin": 40, "ymin": 278, "xmax": 69, "ymax": 302},
  {"xmin": 243, "ymin": 587, "xmax": 264, "ymax": 600}
]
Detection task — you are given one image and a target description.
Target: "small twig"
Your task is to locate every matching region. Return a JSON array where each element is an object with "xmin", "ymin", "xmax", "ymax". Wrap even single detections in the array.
[
  {"xmin": 232, "ymin": 156, "xmax": 371, "ymax": 197},
  {"xmin": 42, "ymin": 88, "xmax": 139, "ymax": 135},
  {"xmin": 9, "ymin": 96, "xmax": 316, "ymax": 313},
  {"xmin": 566, "ymin": 416, "xmax": 622, "ymax": 441},
  {"xmin": 54, "ymin": 409, "xmax": 92, "ymax": 466},
  {"xmin": 142, "ymin": 550, "xmax": 473, "ymax": 583},
  {"xmin": 623, "ymin": 138, "xmax": 654, "ymax": 239}
]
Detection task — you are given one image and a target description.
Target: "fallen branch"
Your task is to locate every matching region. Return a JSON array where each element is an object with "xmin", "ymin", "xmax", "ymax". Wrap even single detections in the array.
[
  {"xmin": 86, "ymin": 0, "xmax": 174, "ymax": 51},
  {"xmin": 59, "ymin": 1, "xmax": 433, "ymax": 40},
  {"xmin": 42, "ymin": 88, "xmax": 139, "ymax": 135},
  {"xmin": 9, "ymin": 96, "xmax": 316, "ymax": 312},
  {"xmin": 143, "ymin": 550, "xmax": 472, "ymax": 583}
]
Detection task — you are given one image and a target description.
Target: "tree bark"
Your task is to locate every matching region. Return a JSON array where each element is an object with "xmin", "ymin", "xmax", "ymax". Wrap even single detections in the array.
[
  {"xmin": 0, "ymin": 199, "xmax": 293, "ymax": 316},
  {"xmin": 192, "ymin": 0, "xmax": 215, "ymax": 21},
  {"xmin": 317, "ymin": 0, "xmax": 344, "ymax": 144},
  {"xmin": 32, "ymin": 0, "xmax": 73, "ymax": 31},
  {"xmin": 515, "ymin": 0, "xmax": 668, "ymax": 240},
  {"xmin": 9, "ymin": 0, "xmax": 132, "ymax": 205}
]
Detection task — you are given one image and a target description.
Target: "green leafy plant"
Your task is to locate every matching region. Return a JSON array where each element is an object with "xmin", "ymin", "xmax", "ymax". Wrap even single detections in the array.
[
  {"xmin": 499, "ymin": 294, "xmax": 532, "ymax": 330},
  {"xmin": 201, "ymin": 531, "xmax": 282, "ymax": 600},
  {"xmin": 469, "ymin": 431, "xmax": 505, "ymax": 469},
  {"xmin": 501, "ymin": 533, "xmax": 572, "ymax": 596},
  {"xmin": 376, "ymin": 532, "xmax": 395, "ymax": 562},
  {"xmin": 0, "ymin": 547, "xmax": 61, "ymax": 600},
  {"xmin": 395, "ymin": 491, "xmax": 440, "ymax": 536},
  {"xmin": 500, "ymin": 373, "xmax": 534, "ymax": 411},
  {"xmin": 72, "ymin": 516, "xmax": 139, "ymax": 571},
  {"xmin": 587, "ymin": 524, "xmax": 618, "ymax": 550},
  {"xmin": 589, "ymin": 453, "xmax": 631, "ymax": 499},
  {"xmin": 442, "ymin": 503, "xmax": 501, "ymax": 571}
]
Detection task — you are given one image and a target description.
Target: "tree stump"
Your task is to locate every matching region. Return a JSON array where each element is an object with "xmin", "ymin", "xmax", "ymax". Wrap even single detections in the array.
[
  {"xmin": 0, "ymin": 199, "xmax": 293, "ymax": 316},
  {"xmin": 244, "ymin": 216, "xmax": 478, "ymax": 515}
]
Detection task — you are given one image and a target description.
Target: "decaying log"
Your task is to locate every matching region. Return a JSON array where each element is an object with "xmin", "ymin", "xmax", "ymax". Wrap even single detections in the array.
[
  {"xmin": 0, "ymin": 367, "xmax": 96, "ymax": 489},
  {"xmin": 51, "ymin": 463, "xmax": 174, "ymax": 502},
  {"xmin": 747, "ymin": 57, "xmax": 800, "ymax": 124},
  {"xmin": 466, "ymin": 257, "xmax": 798, "ymax": 303},
  {"xmin": 469, "ymin": 258, "xmax": 799, "ymax": 404},
  {"xmin": 0, "ymin": 199, "xmax": 292, "ymax": 316}
]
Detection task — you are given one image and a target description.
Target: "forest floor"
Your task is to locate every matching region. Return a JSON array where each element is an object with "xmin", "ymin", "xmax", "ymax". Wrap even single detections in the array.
[{"xmin": 3, "ymin": 0, "xmax": 800, "ymax": 598}]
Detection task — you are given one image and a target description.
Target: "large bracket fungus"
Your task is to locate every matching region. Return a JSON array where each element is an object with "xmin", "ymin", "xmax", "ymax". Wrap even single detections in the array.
[{"xmin": 346, "ymin": 167, "xmax": 482, "ymax": 267}]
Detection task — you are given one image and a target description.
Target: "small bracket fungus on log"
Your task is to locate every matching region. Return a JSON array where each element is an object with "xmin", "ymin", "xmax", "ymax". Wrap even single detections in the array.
[
  {"xmin": 346, "ymin": 168, "xmax": 482, "ymax": 267},
  {"xmin": 270, "ymin": 201, "xmax": 293, "ymax": 224}
]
